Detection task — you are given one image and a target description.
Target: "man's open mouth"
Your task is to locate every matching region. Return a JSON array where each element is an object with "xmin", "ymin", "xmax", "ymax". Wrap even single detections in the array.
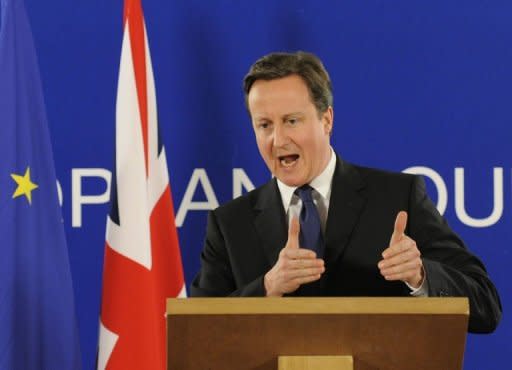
[{"xmin": 278, "ymin": 154, "xmax": 299, "ymax": 167}]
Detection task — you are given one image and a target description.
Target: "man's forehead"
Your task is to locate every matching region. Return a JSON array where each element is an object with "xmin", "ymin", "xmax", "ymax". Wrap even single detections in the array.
[{"xmin": 248, "ymin": 77, "xmax": 313, "ymax": 110}]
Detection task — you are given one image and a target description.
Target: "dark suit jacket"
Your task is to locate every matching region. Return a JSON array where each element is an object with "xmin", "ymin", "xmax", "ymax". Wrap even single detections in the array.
[{"xmin": 190, "ymin": 157, "xmax": 502, "ymax": 333}]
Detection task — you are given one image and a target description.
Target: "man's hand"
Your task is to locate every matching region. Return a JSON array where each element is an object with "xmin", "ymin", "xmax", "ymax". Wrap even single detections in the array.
[
  {"xmin": 264, "ymin": 217, "xmax": 325, "ymax": 296},
  {"xmin": 378, "ymin": 211, "xmax": 424, "ymax": 288}
]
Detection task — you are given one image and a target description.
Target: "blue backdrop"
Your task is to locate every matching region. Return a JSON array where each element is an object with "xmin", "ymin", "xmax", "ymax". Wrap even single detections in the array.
[{"xmin": 21, "ymin": 1, "xmax": 510, "ymax": 369}]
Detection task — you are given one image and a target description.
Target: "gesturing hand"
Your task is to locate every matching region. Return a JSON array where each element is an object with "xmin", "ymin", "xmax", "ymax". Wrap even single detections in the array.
[
  {"xmin": 264, "ymin": 217, "xmax": 325, "ymax": 296},
  {"xmin": 378, "ymin": 211, "xmax": 424, "ymax": 288}
]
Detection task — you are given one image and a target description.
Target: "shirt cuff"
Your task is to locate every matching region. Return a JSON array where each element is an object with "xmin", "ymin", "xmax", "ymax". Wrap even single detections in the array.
[{"xmin": 405, "ymin": 266, "xmax": 429, "ymax": 297}]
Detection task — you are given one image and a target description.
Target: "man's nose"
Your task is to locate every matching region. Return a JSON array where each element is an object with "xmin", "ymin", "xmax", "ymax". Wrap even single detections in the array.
[{"xmin": 273, "ymin": 125, "xmax": 288, "ymax": 147}]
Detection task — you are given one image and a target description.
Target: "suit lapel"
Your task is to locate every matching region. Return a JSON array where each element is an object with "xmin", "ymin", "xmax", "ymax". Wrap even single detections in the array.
[
  {"xmin": 253, "ymin": 179, "xmax": 288, "ymax": 266},
  {"xmin": 324, "ymin": 157, "xmax": 366, "ymax": 269}
]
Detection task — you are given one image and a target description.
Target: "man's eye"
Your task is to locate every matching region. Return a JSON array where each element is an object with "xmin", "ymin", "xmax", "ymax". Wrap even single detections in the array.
[
  {"xmin": 287, "ymin": 118, "xmax": 298, "ymax": 125},
  {"xmin": 259, "ymin": 122, "xmax": 270, "ymax": 129}
]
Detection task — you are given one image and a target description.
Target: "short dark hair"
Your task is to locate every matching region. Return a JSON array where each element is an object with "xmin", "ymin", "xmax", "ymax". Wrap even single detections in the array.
[{"xmin": 243, "ymin": 51, "xmax": 333, "ymax": 115}]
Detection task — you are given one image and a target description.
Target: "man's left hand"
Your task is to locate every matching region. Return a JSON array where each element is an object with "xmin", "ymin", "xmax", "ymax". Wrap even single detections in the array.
[{"xmin": 378, "ymin": 211, "xmax": 424, "ymax": 288}]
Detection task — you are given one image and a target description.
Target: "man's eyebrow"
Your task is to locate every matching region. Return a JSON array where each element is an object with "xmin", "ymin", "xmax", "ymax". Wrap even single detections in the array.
[
  {"xmin": 253, "ymin": 115, "xmax": 271, "ymax": 122},
  {"xmin": 282, "ymin": 112, "xmax": 303, "ymax": 119}
]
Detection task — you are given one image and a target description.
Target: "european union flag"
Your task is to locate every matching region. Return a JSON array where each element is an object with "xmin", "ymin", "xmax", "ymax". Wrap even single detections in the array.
[{"xmin": 0, "ymin": 0, "xmax": 82, "ymax": 368}]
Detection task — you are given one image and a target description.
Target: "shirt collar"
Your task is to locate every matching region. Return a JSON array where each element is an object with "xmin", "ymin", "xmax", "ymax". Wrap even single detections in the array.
[{"xmin": 277, "ymin": 147, "xmax": 336, "ymax": 212}]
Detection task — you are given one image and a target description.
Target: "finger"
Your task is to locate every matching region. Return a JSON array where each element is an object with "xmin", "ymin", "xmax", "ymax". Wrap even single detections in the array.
[
  {"xmin": 382, "ymin": 267, "xmax": 422, "ymax": 282},
  {"xmin": 286, "ymin": 258, "xmax": 324, "ymax": 270},
  {"xmin": 282, "ymin": 248, "xmax": 318, "ymax": 260},
  {"xmin": 284, "ymin": 265, "xmax": 325, "ymax": 280},
  {"xmin": 286, "ymin": 217, "xmax": 300, "ymax": 249},
  {"xmin": 388, "ymin": 211, "xmax": 408, "ymax": 247},
  {"xmin": 380, "ymin": 258, "xmax": 422, "ymax": 277},
  {"xmin": 379, "ymin": 244, "xmax": 420, "ymax": 268},
  {"xmin": 382, "ymin": 235, "xmax": 414, "ymax": 259},
  {"xmin": 291, "ymin": 273, "xmax": 323, "ymax": 286}
]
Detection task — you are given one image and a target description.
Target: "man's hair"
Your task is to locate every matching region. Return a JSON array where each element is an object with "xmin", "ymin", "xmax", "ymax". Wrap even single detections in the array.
[{"xmin": 243, "ymin": 51, "xmax": 333, "ymax": 115}]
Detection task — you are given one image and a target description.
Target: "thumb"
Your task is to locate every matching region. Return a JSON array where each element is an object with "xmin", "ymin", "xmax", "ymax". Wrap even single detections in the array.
[
  {"xmin": 389, "ymin": 211, "xmax": 407, "ymax": 246},
  {"xmin": 287, "ymin": 217, "xmax": 300, "ymax": 249}
]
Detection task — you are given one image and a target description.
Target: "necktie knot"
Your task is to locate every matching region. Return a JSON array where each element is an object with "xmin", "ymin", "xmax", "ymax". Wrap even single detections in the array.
[{"xmin": 295, "ymin": 184, "xmax": 314, "ymax": 203}]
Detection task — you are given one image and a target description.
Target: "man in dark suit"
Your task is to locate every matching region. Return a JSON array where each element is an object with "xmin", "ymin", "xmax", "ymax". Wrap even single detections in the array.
[{"xmin": 190, "ymin": 51, "xmax": 501, "ymax": 333}]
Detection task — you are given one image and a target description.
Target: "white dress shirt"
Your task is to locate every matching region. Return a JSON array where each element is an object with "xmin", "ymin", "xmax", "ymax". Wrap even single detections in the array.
[{"xmin": 276, "ymin": 148, "xmax": 427, "ymax": 296}]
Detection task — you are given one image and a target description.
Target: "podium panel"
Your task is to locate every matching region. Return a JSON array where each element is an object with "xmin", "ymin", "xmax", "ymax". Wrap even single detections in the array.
[{"xmin": 166, "ymin": 298, "xmax": 469, "ymax": 370}]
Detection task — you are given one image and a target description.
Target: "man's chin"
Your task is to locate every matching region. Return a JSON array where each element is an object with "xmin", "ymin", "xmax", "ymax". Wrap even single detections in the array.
[{"xmin": 274, "ymin": 173, "xmax": 306, "ymax": 188}]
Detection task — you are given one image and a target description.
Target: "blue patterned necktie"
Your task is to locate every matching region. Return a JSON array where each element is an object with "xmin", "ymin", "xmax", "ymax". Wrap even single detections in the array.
[{"xmin": 295, "ymin": 185, "xmax": 325, "ymax": 258}]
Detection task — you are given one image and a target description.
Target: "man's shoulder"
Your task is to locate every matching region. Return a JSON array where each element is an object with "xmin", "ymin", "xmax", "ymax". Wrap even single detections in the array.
[
  {"xmin": 337, "ymin": 159, "xmax": 426, "ymax": 215},
  {"xmin": 340, "ymin": 159, "xmax": 418, "ymax": 187},
  {"xmin": 212, "ymin": 179, "xmax": 275, "ymax": 217}
]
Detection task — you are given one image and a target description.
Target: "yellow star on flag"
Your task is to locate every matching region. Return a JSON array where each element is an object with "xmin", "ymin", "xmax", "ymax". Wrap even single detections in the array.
[{"xmin": 11, "ymin": 166, "xmax": 39, "ymax": 205}]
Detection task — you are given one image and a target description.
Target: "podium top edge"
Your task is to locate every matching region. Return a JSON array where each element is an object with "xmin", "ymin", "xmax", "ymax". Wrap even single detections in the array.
[{"xmin": 166, "ymin": 297, "xmax": 469, "ymax": 316}]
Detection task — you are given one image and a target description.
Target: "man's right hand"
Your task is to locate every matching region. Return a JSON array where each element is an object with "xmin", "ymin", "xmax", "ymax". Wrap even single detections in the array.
[{"xmin": 264, "ymin": 217, "xmax": 325, "ymax": 297}]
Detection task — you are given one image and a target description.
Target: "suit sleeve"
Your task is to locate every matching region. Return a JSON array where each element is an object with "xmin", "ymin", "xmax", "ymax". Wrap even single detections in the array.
[
  {"xmin": 408, "ymin": 176, "xmax": 502, "ymax": 333},
  {"xmin": 190, "ymin": 210, "xmax": 266, "ymax": 297}
]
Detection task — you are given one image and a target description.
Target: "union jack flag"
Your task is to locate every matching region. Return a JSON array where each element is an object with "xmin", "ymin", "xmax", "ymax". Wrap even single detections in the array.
[{"xmin": 97, "ymin": 1, "xmax": 186, "ymax": 368}]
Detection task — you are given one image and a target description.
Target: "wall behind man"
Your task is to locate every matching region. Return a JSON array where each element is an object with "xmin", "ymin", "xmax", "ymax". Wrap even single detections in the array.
[{"xmin": 24, "ymin": 0, "xmax": 510, "ymax": 369}]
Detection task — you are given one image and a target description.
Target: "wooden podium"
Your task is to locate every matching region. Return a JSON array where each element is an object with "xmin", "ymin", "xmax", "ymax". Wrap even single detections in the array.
[{"xmin": 166, "ymin": 297, "xmax": 469, "ymax": 370}]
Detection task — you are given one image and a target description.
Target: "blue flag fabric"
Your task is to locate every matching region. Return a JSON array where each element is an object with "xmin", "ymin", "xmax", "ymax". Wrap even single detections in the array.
[{"xmin": 0, "ymin": 0, "xmax": 82, "ymax": 369}]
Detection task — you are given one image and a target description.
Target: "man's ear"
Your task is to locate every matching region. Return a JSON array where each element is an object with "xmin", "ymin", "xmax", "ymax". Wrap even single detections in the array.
[{"xmin": 322, "ymin": 106, "xmax": 334, "ymax": 135}]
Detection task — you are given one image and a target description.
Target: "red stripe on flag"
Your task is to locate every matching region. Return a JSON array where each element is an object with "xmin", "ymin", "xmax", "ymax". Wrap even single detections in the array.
[{"xmin": 150, "ymin": 186, "xmax": 185, "ymax": 297}]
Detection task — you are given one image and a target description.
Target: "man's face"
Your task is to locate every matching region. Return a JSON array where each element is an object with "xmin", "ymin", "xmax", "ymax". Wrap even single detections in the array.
[{"xmin": 247, "ymin": 74, "xmax": 333, "ymax": 187}]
